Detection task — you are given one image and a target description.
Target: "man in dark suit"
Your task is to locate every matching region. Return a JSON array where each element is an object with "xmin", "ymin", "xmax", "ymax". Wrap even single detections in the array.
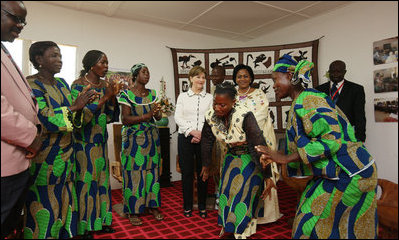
[{"xmin": 316, "ymin": 60, "xmax": 366, "ymax": 142}]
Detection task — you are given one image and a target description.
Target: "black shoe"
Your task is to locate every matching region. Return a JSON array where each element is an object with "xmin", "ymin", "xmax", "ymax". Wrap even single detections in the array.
[
  {"xmin": 183, "ymin": 209, "xmax": 192, "ymax": 217},
  {"xmin": 101, "ymin": 226, "xmax": 116, "ymax": 233},
  {"xmin": 199, "ymin": 210, "xmax": 207, "ymax": 219},
  {"xmin": 82, "ymin": 231, "xmax": 93, "ymax": 239}
]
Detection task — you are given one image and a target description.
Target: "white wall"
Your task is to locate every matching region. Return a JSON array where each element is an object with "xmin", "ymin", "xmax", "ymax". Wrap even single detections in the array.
[
  {"xmin": 22, "ymin": 1, "xmax": 242, "ymax": 189},
  {"xmin": 245, "ymin": 1, "xmax": 398, "ymax": 183}
]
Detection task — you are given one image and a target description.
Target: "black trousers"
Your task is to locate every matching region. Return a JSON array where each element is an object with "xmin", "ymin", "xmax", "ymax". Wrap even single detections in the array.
[
  {"xmin": 1, "ymin": 169, "xmax": 31, "ymax": 238},
  {"xmin": 178, "ymin": 134, "xmax": 208, "ymax": 211}
]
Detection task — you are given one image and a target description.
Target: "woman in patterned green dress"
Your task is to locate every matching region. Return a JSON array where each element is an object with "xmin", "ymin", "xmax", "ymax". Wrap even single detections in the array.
[
  {"xmin": 117, "ymin": 63, "xmax": 163, "ymax": 226},
  {"xmin": 71, "ymin": 50, "xmax": 122, "ymax": 238},
  {"xmin": 24, "ymin": 41, "xmax": 96, "ymax": 239},
  {"xmin": 201, "ymin": 82, "xmax": 275, "ymax": 239},
  {"xmin": 256, "ymin": 54, "xmax": 378, "ymax": 239}
]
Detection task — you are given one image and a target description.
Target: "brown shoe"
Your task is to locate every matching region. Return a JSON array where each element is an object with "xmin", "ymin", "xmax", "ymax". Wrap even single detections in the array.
[
  {"xmin": 128, "ymin": 214, "xmax": 143, "ymax": 226},
  {"xmin": 148, "ymin": 208, "xmax": 164, "ymax": 221}
]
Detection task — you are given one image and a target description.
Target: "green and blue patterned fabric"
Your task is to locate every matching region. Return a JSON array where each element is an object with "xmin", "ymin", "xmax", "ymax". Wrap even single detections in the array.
[
  {"xmin": 24, "ymin": 77, "xmax": 79, "ymax": 239},
  {"xmin": 117, "ymin": 89, "xmax": 161, "ymax": 214},
  {"xmin": 71, "ymin": 83, "xmax": 119, "ymax": 235},
  {"xmin": 285, "ymin": 89, "xmax": 378, "ymax": 239}
]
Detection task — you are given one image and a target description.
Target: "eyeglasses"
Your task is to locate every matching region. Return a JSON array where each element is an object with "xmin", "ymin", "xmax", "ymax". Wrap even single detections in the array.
[{"xmin": 1, "ymin": 8, "xmax": 27, "ymax": 27}]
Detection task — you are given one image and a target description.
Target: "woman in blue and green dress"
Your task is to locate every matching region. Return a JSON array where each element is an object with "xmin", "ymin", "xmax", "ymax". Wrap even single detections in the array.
[
  {"xmin": 256, "ymin": 54, "xmax": 378, "ymax": 239},
  {"xmin": 117, "ymin": 63, "xmax": 164, "ymax": 226},
  {"xmin": 24, "ymin": 41, "xmax": 97, "ymax": 239},
  {"xmin": 71, "ymin": 50, "xmax": 122, "ymax": 238},
  {"xmin": 201, "ymin": 82, "xmax": 275, "ymax": 239}
]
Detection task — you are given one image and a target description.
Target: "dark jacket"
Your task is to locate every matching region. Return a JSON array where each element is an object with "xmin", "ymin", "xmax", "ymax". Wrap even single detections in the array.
[{"xmin": 315, "ymin": 80, "xmax": 366, "ymax": 142}]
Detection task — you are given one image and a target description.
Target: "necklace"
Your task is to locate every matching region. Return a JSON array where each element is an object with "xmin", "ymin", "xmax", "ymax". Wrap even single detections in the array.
[
  {"xmin": 130, "ymin": 84, "xmax": 147, "ymax": 96},
  {"xmin": 237, "ymin": 86, "xmax": 251, "ymax": 96},
  {"xmin": 84, "ymin": 75, "xmax": 102, "ymax": 87}
]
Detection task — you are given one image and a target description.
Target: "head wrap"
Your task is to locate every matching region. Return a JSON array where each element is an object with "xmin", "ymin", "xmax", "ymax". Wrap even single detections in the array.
[
  {"xmin": 273, "ymin": 54, "xmax": 314, "ymax": 86},
  {"xmin": 131, "ymin": 63, "xmax": 147, "ymax": 76}
]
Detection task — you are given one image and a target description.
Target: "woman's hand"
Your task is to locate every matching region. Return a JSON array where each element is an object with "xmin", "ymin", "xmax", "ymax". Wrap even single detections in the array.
[
  {"xmin": 71, "ymin": 84, "xmax": 97, "ymax": 111},
  {"xmin": 191, "ymin": 136, "xmax": 200, "ymax": 143},
  {"xmin": 260, "ymin": 178, "xmax": 277, "ymax": 200},
  {"xmin": 190, "ymin": 130, "xmax": 201, "ymax": 140},
  {"xmin": 200, "ymin": 166, "xmax": 209, "ymax": 182},
  {"xmin": 255, "ymin": 145, "xmax": 289, "ymax": 165},
  {"xmin": 105, "ymin": 79, "xmax": 123, "ymax": 99}
]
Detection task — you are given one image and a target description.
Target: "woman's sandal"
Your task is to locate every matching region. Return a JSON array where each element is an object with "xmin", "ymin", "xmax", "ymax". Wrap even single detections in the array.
[
  {"xmin": 101, "ymin": 226, "xmax": 116, "ymax": 233},
  {"xmin": 148, "ymin": 208, "xmax": 164, "ymax": 221},
  {"xmin": 128, "ymin": 214, "xmax": 143, "ymax": 226},
  {"xmin": 183, "ymin": 209, "xmax": 192, "ymax": 217},
  {"xmin": 199, "ymin": 210, "xmax": 207, "ymax": 219}
]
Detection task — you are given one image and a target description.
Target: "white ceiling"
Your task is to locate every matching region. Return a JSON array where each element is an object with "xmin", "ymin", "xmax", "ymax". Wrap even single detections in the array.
[{"xmin": 43, "ymin": 1, "xmax": 351, "ymax": 42}]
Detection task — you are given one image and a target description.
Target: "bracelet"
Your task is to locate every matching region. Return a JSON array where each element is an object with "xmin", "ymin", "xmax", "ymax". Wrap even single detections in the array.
[{"xmin": 67, "ymin": 106, "xmax": 72, "ymax": 113}]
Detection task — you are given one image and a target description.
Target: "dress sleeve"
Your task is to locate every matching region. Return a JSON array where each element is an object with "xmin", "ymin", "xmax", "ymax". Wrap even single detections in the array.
[
  {"xmin": 174, "ymin": 94, "xmax": 193, "ymax": 137},
  {"xmin": 117, "ymin": 90, "xmax": 131, "ymax": 107},
  {"xmin": 294, "ymin": 95, "xmax": 342, "ymax": 164},
  {"xmin": 31, "ymin": 82, "xmax": 76, "ymax": 133},
  {"xmin": 243, "ymin": 112, "xmax": 271, "ymax": 178},
  {"xmin": 105, "ymin": 99, "xmax": 120, "ymax": 123},
  {"xmin": 201, "ymin": 120, "xmax": 216, "ymax": 167}
]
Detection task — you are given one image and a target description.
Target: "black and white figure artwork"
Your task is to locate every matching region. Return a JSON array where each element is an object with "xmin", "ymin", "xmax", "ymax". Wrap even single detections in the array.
[
  {"xmin": 209, "ymin": 53, "xmax": 239, "ymax": 76},
  {"xmin": 282, "ymin": 105, "xmax": 291, "ymax": 129},
  {"xmin": 253, "ymin": 79, "xmax": 275, "ymax": 102},
  {"xmin": 269, "ymin": 106, "xmax": 277, "ymax": 129},
  {"xmin": 171, "ymin": 38, "xmax": 319, "ymax": 133},
  {"xmin": 243, "ymin": 51, "xmax": 274, "ymax": 74},
  {"xmin": 179, "ymin": 78, "xmax": 190, "ymax": 94},
  {"xmin": 280, "ymin": 47, "xmax": 312, "ymax": 62},
  {"xmin": 177, "ymin": 53, "xmax": 205, "ymax": 74}
]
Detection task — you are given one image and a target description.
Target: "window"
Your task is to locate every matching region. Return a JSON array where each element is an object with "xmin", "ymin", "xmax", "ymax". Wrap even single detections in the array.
[
  {"xmin": 3, "ymin": 38, "xmax": 77, "ymax": 87},
  {"xmin": 2, "ymin": 39, "xmax": 23, "ymax": 70}
]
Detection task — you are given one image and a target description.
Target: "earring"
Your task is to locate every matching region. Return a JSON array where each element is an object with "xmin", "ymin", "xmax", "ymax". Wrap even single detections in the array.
[{"xmin": 39, "ymin": 64, "xmax": 42, "ymax": 68}]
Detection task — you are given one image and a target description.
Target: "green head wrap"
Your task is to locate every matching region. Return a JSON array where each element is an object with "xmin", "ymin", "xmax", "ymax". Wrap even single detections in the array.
[{"xmin": 131, "ymin": 63, "xmax": 147, "ymax": 80}]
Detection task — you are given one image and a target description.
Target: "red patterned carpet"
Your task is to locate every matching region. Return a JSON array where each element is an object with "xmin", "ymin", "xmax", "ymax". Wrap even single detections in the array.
[{"xmin": 90, "ymin": 180, "xmax": 297, "ymax": 239}]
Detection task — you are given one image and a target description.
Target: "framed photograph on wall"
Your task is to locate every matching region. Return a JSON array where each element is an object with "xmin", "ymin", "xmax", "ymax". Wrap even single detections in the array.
[
  {"xmin": 374, "ymin": 97, "xmax": 398, "ymax": 122},
  {"xmin": 179, "ymin": 78, "xmax": 190, "ymax": 94},
  {"xmin": 373, "ymin": 36, "xmax": 398, "ymax": 65},
  {"xmin": 373, "ymin": 67, "xmax": 398, "ymax": 93}
]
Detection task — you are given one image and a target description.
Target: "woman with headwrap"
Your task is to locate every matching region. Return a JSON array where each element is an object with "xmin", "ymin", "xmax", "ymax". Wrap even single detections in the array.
[
  {"xmin": 255, "ymin": 54, "xmax": 378, "ymax": 239},
  {"xmin": 24, "ymin": 41, "xmax": 97, "ymax": 239},
  {"xmin": 71, "ymin": 50, "xmax": 122, "ymax": 238},
  {"xmin": 117, "ymin": 63, "xmax": 163, "ymax": 226}
]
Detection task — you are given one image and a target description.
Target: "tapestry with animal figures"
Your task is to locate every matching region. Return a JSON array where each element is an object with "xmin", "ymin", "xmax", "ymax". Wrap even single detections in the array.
[{"xmin": 170, "ymin": 39, "xmax": 319, "ymax": 133}]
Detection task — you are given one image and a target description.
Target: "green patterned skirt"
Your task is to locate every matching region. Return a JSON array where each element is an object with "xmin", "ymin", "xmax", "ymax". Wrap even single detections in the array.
[{"xmin": 292, "ymin": 163, "xmax": 378, "ymax": 239}]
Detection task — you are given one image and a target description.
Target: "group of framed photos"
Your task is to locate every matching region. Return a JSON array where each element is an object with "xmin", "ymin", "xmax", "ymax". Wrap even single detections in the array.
[
  {"xmin": 372, "ymin": 36, "xmax": 398, "ymax": 122},
  {"xmin": 171, "ymin": 39, "xmax": 320, "ymax": 133}
]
